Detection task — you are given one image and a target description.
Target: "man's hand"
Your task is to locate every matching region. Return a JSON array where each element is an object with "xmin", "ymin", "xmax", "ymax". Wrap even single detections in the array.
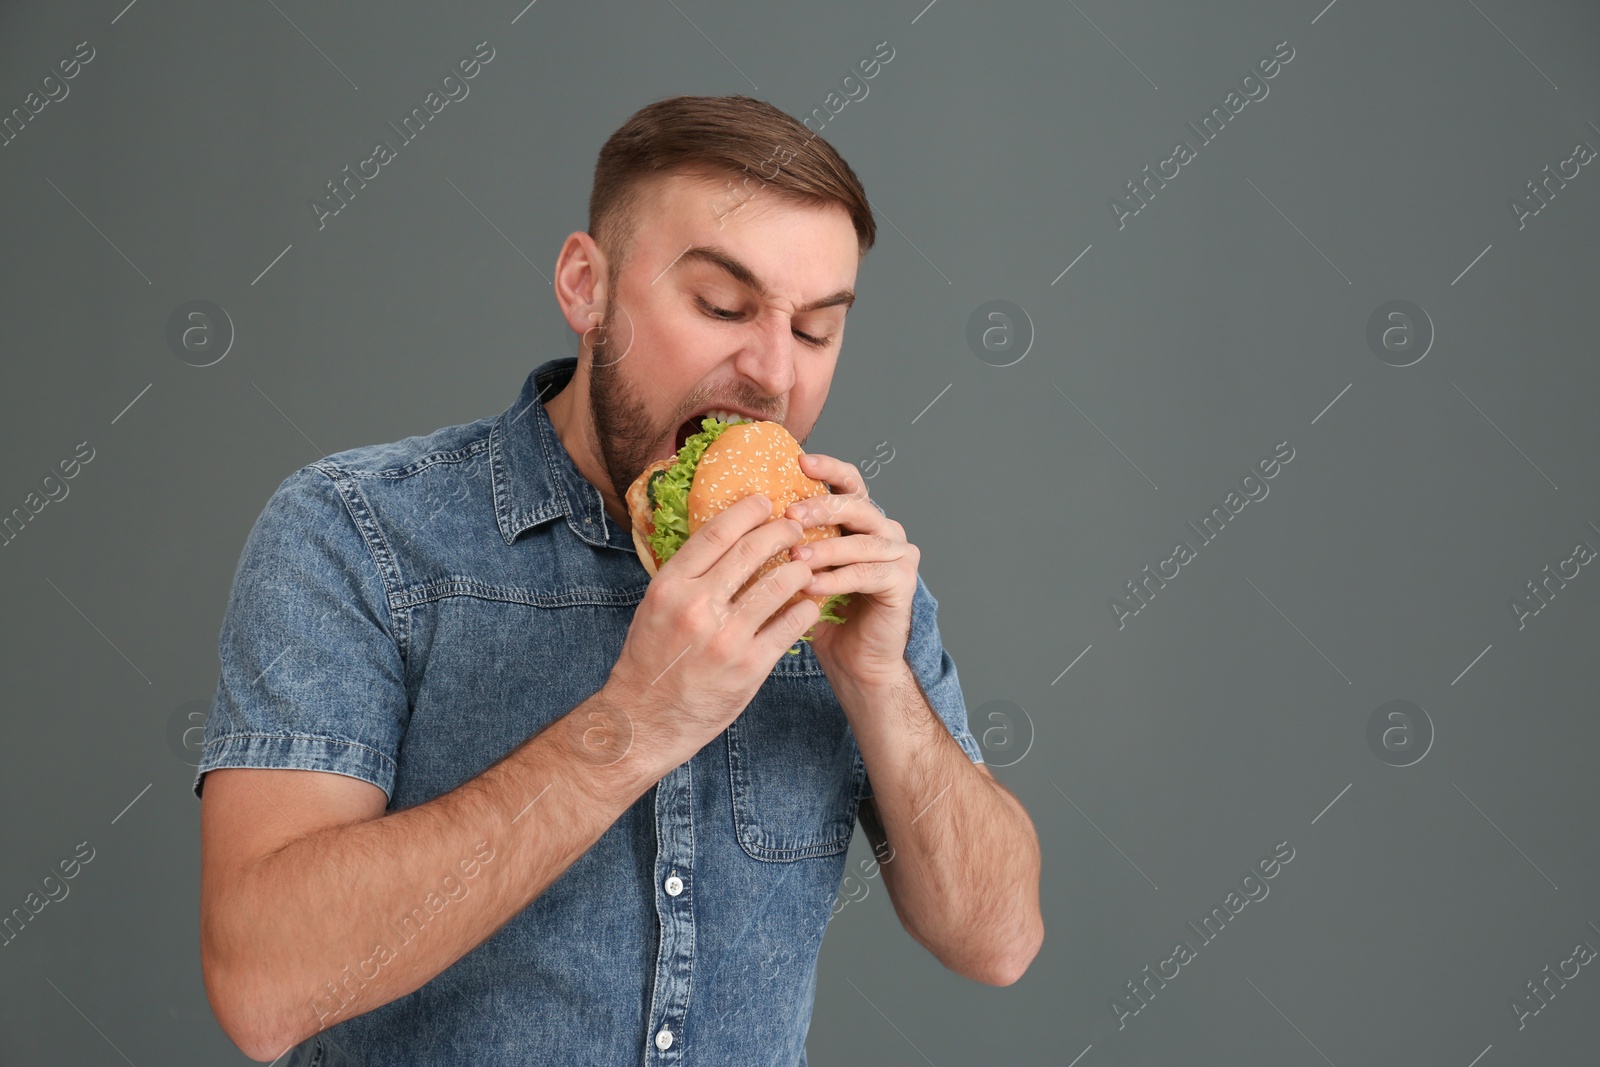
[
  {"xmin": 607, "ymin": 493, "xmax": 820, "ymax": 765},
  {"xmin": 781, "ymin": 451, "xmax": 919, "ymax": 695}
]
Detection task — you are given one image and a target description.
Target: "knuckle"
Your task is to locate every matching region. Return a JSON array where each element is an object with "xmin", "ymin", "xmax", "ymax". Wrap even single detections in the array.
[
  {"xmin": 754, "ymin": 525, "xmax": 792, "ymax": 561},
  {"xmin": 652, "ymin": 572, "xmax": 686, "ymax": 607},
  {"xmin": 700, "ymin": 523, "xmax": 734, "ymax": 553},
  {"xmin": 703, "ymin": 626, "xmax": 736, "ymax": 659},
  {"xmin": 736, "ymin": 536, "xmax": 768, "ymax": 572},
  {"xmin": 760, "ymin": 560, "xmax": 801, "ymax": 597}
]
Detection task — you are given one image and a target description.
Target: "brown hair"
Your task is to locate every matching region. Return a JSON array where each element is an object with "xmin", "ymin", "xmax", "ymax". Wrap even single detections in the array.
[{"xmin": 588, "ymin": 95, "xmax": 876, "ymax": 283}]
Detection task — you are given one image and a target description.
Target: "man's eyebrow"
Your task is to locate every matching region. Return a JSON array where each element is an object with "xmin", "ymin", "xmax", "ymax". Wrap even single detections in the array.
[{"xmin": 676, "ymin": 245, "xmax": 855, "ymax": 313}]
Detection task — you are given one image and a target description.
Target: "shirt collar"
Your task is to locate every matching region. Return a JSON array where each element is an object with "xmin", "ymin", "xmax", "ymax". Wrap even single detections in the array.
[{"xmin": 490, "ymin": 357, "xmax": 629, "ymax": 550}]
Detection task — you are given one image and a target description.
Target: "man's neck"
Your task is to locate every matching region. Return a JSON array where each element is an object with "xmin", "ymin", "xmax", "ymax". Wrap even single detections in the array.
[{"xmin": 544, "ymin": 375, "xmax": 632, "ymax": 530}]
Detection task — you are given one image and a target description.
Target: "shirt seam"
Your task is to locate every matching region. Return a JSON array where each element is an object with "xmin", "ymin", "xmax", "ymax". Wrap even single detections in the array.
[
  {"xmin": 199, "ymin": 730, "xmax": 399, "ymax": 765},
  {"xmin": 308, "ymin": 463, "xmax": 411, "ymax": 662},
  {"xmin": 311, "ymin": 434, "xmax": 492, "ymax": 479},
  {"xmin": 392, "ymin": 578, "xmax": 650, "ymax": 611},
  {"xmin": 195, "ymin": 732, "xmax": 398, "ymax": 801}
]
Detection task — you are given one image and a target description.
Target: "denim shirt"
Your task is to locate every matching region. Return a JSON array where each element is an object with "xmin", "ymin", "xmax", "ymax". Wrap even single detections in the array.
[{"xmin": 193, "ymin": 356, "xmax": 983, "ymax": 1067}]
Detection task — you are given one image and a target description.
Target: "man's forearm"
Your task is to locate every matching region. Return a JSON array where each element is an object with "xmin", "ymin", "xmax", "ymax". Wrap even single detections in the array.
[
  {"xmin": 838, "ymin": 662, "xmax": 1044, "ymax": 986},
  {"xmin": 213, "ymin": 686, "xmax": 668, "ymax": 1058}
]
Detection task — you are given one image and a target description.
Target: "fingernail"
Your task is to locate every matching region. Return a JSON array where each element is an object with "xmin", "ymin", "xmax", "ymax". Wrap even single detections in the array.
[{"xmin": 794, "ymin": 545, "xmax": 813, "ymax": 560}]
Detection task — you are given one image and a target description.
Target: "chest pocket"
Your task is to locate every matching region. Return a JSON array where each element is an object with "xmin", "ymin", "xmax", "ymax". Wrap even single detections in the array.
[{"xmin": 725, "ymin": 640, "xmax": 866, "ymax": 862}]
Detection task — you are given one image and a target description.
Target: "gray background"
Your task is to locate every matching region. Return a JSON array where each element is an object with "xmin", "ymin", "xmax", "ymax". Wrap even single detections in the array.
[{"xmin": 1, "ymin": 0, "xmax": 1597, "ymax": 1063}]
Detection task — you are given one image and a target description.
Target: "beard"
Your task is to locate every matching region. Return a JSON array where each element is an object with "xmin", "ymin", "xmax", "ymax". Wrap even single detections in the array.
[
  {"xmin": 586, "ymin": 299, "xmax": 665, "ymax": 511},
  {"xmin": 585, "ymin": 294, "xmax": 797, "ymax": 506}
]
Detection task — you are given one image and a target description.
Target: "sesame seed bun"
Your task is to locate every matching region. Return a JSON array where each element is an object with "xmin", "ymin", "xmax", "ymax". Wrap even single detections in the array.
[{"xmin": 627, "ymin": 421, "xmax": 840, "ymax": 610}]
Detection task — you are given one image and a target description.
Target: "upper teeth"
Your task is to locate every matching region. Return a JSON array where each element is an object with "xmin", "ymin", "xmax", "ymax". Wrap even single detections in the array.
[{"xmin": 701, "ymin": 409, "xmax": 748, "ymax": 424}]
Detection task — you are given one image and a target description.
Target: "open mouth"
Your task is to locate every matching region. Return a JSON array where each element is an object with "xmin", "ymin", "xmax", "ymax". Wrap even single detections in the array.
[
  {"xmin": 668, "ymin": 408, "xmax": 764, "ymax": 456},
  {"xmin": 671, "ymin": 419, "xmax": 697, "ymax": 454}
]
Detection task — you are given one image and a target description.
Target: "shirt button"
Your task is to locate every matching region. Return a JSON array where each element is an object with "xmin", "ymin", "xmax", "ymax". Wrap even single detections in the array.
[
  {"xmin": 655, "ymin": 1028, "xmax": 673, "ymax": 1050},
  {"xmin": 664, "ymin": 875, "xmax": 683, "ymax": 896}
]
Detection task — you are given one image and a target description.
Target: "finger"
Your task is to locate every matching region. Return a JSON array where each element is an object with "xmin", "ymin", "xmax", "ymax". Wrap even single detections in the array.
[
  {"xmin": 721, "ymin": 556, "xmax": 814, "ymax": 635},
  {"xmin": 801, "ymin": 558, "xmax": 907, "ymax": 598},
  {"xmin": 752, "ymin": 589, "xmax": 822, "ymax": 652},
  {"xmin": 660, "ymin": 493, "xmax": 775, "ymax": 580},
  {"xmin": 703, "ymin": 513, "xmax": 807, "ymax": 609},
  {"xmin": 796, "ymin": 451, "xmax": 866, "ymax": 497},
  {"xmin": 789, "ymin": 530, "xmax": 901, "ymax": 570},
  {"xmin": 784, "ymin": 492, "xmax": 885, "ymax": 535}
]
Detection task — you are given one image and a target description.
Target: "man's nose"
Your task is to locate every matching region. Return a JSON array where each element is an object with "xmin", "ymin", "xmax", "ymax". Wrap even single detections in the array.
[{"xmin": 732, "ymin": 312, "xmax": 798, "ymax": 398}]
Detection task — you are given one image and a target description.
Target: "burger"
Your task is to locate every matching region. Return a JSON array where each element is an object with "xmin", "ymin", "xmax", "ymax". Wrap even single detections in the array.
[{"xmin": 626, "ymin": 415, "xmax": 851, "ymax": 650}]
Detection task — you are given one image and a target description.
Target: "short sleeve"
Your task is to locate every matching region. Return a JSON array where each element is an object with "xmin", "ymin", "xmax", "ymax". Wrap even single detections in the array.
[
  {"xmin": 193, "ymin": 465, "xmax": 410, "ymax": 802},
  {"xmin": 901, "ymin": 571, "xmax": 984, "ymax": 766}
]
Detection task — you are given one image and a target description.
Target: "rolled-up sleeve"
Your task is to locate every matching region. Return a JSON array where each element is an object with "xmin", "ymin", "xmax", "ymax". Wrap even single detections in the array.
[{"xmin": 193, "ymin": 464, "xmax": 410, "ymax": 802}]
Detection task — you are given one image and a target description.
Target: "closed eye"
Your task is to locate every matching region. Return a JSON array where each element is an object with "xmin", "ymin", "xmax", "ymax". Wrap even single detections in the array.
[
  {"xmin": 697, "ymin": 297, "xmax": 834, "ymax": 348},
  {"xmin": 698, "ymin": 298, "xmax": 740, "ymax": 322}
]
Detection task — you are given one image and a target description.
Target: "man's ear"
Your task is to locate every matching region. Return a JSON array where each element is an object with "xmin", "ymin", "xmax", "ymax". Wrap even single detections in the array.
[{"xmin": 554, "ymin": 231, "xmax": 609, "ymax": 339}]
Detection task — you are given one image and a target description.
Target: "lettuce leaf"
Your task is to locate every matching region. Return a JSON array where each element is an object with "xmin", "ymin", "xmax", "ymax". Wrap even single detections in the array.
[
  {"xmin": 816, "ymin": 593, "xmax": 849, "ymax": 625},
  {"xmin": 643, "ymin": 416, "xmax": 852, "ymax": 655},
  {"xmin": 646, "ymin": 416, "xmax": 734, "ymax": 566}
]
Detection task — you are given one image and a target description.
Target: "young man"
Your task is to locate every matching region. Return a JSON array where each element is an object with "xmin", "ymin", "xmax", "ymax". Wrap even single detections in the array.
[{"xmin": 196, "ymin": 94, "xmax": 1042, "ymax": 1065}]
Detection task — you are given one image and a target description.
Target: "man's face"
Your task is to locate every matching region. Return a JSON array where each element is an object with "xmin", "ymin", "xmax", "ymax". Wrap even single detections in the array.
[{"xmin": 583, "ymin": 170, "xmax": 861, "ymax": 505}]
